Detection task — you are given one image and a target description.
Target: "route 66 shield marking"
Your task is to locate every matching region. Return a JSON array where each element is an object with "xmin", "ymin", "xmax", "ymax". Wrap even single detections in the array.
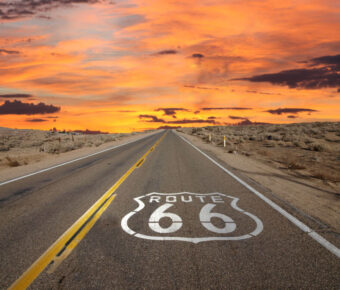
[{"xmin": 121, "ymin": 192, "xmax": 263, "ymax": 243}]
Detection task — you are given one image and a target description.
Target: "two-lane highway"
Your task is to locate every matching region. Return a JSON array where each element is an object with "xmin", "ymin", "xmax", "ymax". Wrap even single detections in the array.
[{"xmin": 1, "ymin": 130, "xmax": 339, "ymax": 289}]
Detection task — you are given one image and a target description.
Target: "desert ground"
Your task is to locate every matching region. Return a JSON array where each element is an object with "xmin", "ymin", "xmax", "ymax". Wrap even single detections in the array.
[
  {"xmin": 177, "ymin": 122, "xmax": 340, "ymax": 231},
  {"xmin": 0, "ymin": 127, "xmax": 155, "ymax": 182}
]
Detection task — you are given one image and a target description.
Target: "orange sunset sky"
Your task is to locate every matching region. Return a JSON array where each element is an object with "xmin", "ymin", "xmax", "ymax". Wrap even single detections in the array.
[{"xmin": 0, "ymin": 0, "xmax": 339, "ymax": 132}]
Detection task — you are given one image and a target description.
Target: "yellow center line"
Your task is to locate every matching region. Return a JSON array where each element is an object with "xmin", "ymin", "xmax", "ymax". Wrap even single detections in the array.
[{"xmin": 9, "ymin": 131, "xmax": 167, "ymax": 290}]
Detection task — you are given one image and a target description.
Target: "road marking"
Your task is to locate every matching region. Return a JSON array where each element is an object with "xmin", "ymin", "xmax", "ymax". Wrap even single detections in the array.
[
  {"xmin": 177, "ymin": 133, "xmax": 340, "ymax": 258},
  {"xmin": 9, "ymin": 132, "xmax": 167, "ymax": 290},
  {"xmin": 0, "ymin": 131, "xmax": 161, "ymax": 187},
  {"xmin": 136, "ymin": 158, "xmax": 145, "ymax": 168},
  {"xmin": 121, "ymin": 192, "xmax": 263, "ymax": 243}
]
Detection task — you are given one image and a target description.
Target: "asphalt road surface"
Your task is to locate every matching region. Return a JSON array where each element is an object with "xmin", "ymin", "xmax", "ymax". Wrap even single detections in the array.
[{"xmin": 0, "ymin": 130, "xmax": 339, "ymax": 289}]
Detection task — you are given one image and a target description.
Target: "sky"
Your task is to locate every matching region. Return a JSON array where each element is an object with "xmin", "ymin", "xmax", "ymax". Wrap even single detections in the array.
[{"xmin": 0, "ymin": 0, "xmax": 339, "ymax": 132}]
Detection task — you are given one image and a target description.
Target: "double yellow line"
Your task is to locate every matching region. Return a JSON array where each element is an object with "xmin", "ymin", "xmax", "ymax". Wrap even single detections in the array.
[{"xmin": 10, "ymin": 131, "xmax": 167, "ymax": 289}]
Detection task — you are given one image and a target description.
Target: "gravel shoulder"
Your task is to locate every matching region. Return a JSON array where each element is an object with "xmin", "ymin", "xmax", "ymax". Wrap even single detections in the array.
[
  {"xmin": 177, "ymin": 129, "xmax": 340, "ymax": 232},
  {"xmin": 0, "ymin": 130, "xmax": 158, "ymax": 183}
]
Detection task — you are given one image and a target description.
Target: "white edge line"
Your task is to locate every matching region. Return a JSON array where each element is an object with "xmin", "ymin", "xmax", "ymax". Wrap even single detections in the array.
[
  {"xmin": 0, "ymin": 131, "xmax": 162, "ymax": 187},
  {"xmin": 176, "ymin": 132, "xmax": 340, "ymax": 258}
]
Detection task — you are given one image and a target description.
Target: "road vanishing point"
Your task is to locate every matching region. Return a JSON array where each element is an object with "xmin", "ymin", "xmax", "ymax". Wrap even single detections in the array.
[{"xmin": 0, "ymin": 130, "xmax": 339, "ymax": 289}]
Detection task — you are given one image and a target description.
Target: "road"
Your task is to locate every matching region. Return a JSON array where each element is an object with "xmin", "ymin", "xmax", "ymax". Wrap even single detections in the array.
[{"xmin": 0, "ymin": 130, "xmax": 339, "ymax": 289}]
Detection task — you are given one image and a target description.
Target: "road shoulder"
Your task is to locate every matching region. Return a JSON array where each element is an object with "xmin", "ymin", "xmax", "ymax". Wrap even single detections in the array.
[
  {"xmin": 0, "ymin": 130, "xmax": 159, "ymax": 183},
  {"xmin": 176, "ymin": 130, "xmax": 340, "ymax": 234}
]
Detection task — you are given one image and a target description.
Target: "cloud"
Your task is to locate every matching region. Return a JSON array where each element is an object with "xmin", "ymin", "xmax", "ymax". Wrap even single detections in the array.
[
  {"xmin": 0, "ymin": 100, "xmax": 60, "ymax": 115},
  {"xmin": 310, "ymin": 54, "xmax": 340, "ymax": 67},
  {"xmin": 169, "ymin": 119, "xmax": 217, "ymax": 124},
  {"xmin": 0, "ymin": 0, "xmax": 112, "ymax": 20},
  {"xmin": 232, "ymin": 119, "xmax": 269, "ymax": 126},
  {"xmin": 156, "ymin": 50, "xmax": 178, "ymax": 55},
  {"xmin": 26, "ymin": 118, "xmax": 47, "ymax": 122},
  {"xmin": 139, "ymin": 114, "xmax": 217, "ymax": 124},
  {"xmin": 287, "ymin": 115, "xmax": 297, "ymax": 119},
  {"xmin": 157, "ymin": 125, "xmax": 181, "ymax": 129},
  {"xmin": 194, "ymin": 110, "xmax": 200, "ymax": 114},
  {"xmin": 117, "ymin": 110, "xmax": 136, "ymax": 113},
  {"xmin": 0, "ymin": 49, "xmax": 20, "ymax": 55},
  {"xmin": 237, "ymin": 54, "xmax": 340, "ymax": 90},
  {"xmin": 139, "ymin": 114, "xmax": 165, "ymax": 123},
  {"xmin": 183, "ymin": 85, "xmax": 219, "ymax": 90},
  {"xmin": 229, "ymin": 115, "xmax": 248, "ymax": 120},
  {"xmin": 192, "ymin": 53, "xmax": 204, "ymax": 58},
  {"xmin": 155, "ymin": 107, "xmax": 188, "ymax": 116},
  {"xmin": 265, "ymin": 108, "xmax": 318, "ymax": 115},
  {"xmin": 201, "ymin": 107, "xmax": 252, "ymax": 111},
  {"xmin": 246, "ymin": 90, "xmax": 281, "ymax": 95},
  {"xmin": 0, "ymin": 94, "xmax": 33, "ymax": 99}
]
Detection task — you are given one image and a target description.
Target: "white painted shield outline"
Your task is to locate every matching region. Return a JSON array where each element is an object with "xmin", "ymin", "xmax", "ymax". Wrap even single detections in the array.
[{"xmin": 121, "ymin": 192, "xmax": 263, "ymax": 243}]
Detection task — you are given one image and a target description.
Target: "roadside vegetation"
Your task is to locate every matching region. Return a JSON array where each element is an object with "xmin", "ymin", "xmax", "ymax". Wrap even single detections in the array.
[
  {"xmin": 0, "ymin": 128, "xmax": 131, "ymax": 168},
  {"xmin": 179, "ymin": 122, "xmax": 340, "ymax": 184}
]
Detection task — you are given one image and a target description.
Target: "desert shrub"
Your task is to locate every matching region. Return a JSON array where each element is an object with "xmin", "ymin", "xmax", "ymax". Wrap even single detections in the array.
[
  {"xmin": 6, "ymin": 157, "xmax": 20, "ymax": 167},
  {"xmin": 308, "ymin": 142, "xmax": 329, "ymax": 152},
  {"xmin": 311, "ymin": 170, "xmax": 340, "ymax": 182},
  {"xmin": 255, "ymin": 135, "xmax": 264, "ymax": 142},
  {"xmin": 263, "ymin": 140, "xmax": 275, "ymax": 147},
  {"xmin": 287, "ymin": 160, "xmax": 306, "ymax": 170},
  {"xmin": 0, "ymin": 145, "xmax": 10, "ymax": 151},
  {"xmin": 74, "ymin": 140, "xmax": 84, "ymax": 149},
  {"xmin": 20, "ymin": 140, "xmax": 44, "ymax": 148},
  {"xmin": 59, "ymin": 141, "xmax": 75, "ymax": 153},
  {"xmin": 192, "ymin": 128, "xmax": 202, "ymax": 134},
  {"xmin": 103, "ymin": 135, "xmax": 116, "ymax": 143},
  {"xmin": 94, "ymin": 141, "xmax": 103, "ymax": 147},
  {"xmin": 304, "ymin": 137, "xmax": 313, "ymax": 144},
  {"xmin": 293, "ymin": 141, "xmax": 305, "ymax": 148},
  {"xmin": 43, "ymin": 142, "xmax": 60, "ymax": 153},
  {"xmin": 272, "ymin": 134, "xmax": 281, "ymax": 141}
]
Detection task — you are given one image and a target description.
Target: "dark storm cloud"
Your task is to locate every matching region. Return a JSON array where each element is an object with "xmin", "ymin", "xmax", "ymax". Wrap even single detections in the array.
[
  {"xmin": 0, "ymin": 93, "xmax": 32, "ymax": 99},
  {"xmin": 0, "ymin": 49, "xmax": 20, "ymax": 55},
  {"xmin": 229, "ymin": 116, "xmax": 248, "ymax": 120},
  {"xmin": 192, "ymin": 53, "xmax": 204, "ymax": 58},
  {"xmin": 156, "ymin": 50, "xmax": 178, "ymax": 55},
  {"xmin": 0, "ymin": 100, "xmax": 60, "ymax": 115},
  {"xmin": 139, "ymin": 114, "xmax": 165, "ymax": 123},
  {"xmin": 155, "ymin": 107, "xmax": 189, "ymax": 116},
  {"xmin": 139, "ymin": 114, "xmax": 217, "ymax": 125},
  {"xmin": 26, "ymin": 118, "xmax": 47, "ymax": 122},
  {"xmin": 265, "ymin": 108, "xmax": 318, "ymax": 115},
  {"xmin": 201, "ymin": 107, "xmax": 252, "ymax": 111},
  {"xmin": 237, "ymin": 54, "xmax": 340, "ymax": 90},
  {"xmin": 310, "ymin": 54, "xmax": 340, "ymax": 67},
  {"xmin": 0, "ymin": 0, "xmax": 112, "ymax": 20},
  {"xmin": 169, "ymin": 119, "xmax": 217, "ymax": 124}
]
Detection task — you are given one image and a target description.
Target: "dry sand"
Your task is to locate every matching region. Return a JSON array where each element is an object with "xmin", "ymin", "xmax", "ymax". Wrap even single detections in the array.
[
  {"xmin": 177, "ymin": 122, "xmax": 340, "ymax": 232},
  {"xmin": 0, "ymin": 128, "xmax": 158, "ymax": 183}
]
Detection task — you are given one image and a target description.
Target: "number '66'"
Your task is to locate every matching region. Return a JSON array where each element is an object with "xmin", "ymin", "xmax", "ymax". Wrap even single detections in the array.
[{"xmin": 148, "ymin": 203, "xmax": 236, "ymax": 234}]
